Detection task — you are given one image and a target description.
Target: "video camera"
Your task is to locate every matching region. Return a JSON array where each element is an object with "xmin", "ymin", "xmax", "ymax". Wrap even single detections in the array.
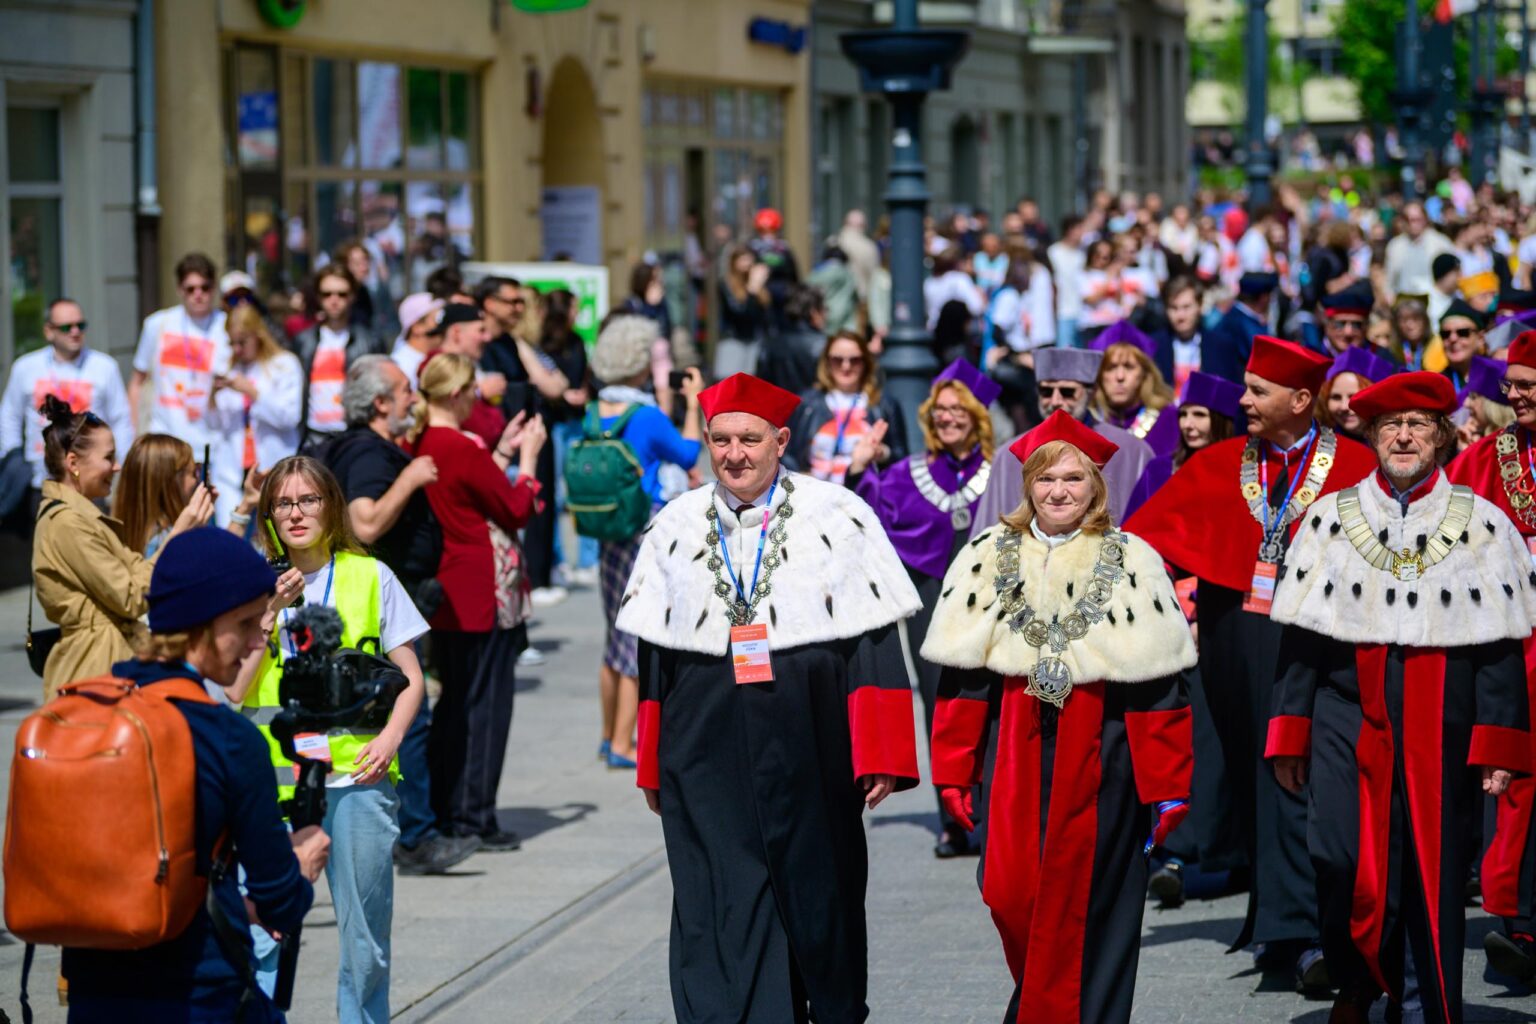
[{"xmin": 264, "ymin": 604, "xmax": 408, "ymax": 1009}]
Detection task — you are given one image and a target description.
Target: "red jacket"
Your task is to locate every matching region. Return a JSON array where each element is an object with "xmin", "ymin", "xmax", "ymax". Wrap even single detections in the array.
[{"xmin": 411, "ymin": 426, "xmax": 540, "ymax": 632}]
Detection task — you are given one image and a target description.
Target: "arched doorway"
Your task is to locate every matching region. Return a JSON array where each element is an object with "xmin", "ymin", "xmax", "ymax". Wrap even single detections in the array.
[
  {"xmin": 949, "ymin": 115, "xmax": 980, "ymax": 212},
  {"xmin": 540, "ymin": 57, "xmax": 604, "ymax": 265}
]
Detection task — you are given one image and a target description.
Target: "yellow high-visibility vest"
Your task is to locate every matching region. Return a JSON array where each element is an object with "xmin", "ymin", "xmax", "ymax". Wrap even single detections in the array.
[{"xmin": 242, "ymin": 550, "xmax": 401, "ymax": 802}]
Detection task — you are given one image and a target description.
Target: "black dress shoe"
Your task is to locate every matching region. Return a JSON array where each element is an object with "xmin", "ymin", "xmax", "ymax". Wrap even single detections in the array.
[
  {"xmin": 476, "ymin": 829, "xmax": 523, "ymax": 852},
  {"xmin": 1484, "ymin": 930, "xmax": 1536, "ymax": 983},
  {"xmin": 933, "ymin": 829, "xmax": 974, "ymax": 859},
  {"xmin": 1295, "ymin": 945, "xmax": 1331, "ymax": 995},
  {"xmin": 1148, "ymin": 859, "xmax": 1185, "ymax": 907}
]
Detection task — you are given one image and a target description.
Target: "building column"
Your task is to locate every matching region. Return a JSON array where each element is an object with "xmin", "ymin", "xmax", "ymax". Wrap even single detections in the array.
[{"xmin": 155, "ymin": 0, "xmax": 223, "ymax": 304}]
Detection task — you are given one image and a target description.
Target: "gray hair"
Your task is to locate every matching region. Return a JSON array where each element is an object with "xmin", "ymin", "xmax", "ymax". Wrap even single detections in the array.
[
  {"xmin": 343, "ymin": 354, "xmax": 401, "ymax": 428},
  {"xmin": 590, "ymin": 315, "xmax": 657, "ymax": 385}
]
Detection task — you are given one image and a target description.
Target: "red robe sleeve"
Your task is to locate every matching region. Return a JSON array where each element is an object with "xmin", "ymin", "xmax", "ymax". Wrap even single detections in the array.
[
  {"xmin": 1123, "ymin": 676, "xmax": 1193, "ymax": 804},
  {"xmin": 846, "ymin": 623, "xmax": 920, "ymax": 789},
  {"xmin": 635, "ymin": 640, "xmax": 664, "ymax": 790},
  {"xmin": 1265, "ymin": 624, "xmax": 1320, "ymax": 759},
  {"xmin": 930, "ymin": 666, "xmax": 995, "ymax": 788}
]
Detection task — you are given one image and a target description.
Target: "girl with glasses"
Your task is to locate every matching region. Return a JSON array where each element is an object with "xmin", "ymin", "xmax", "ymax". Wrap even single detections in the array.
[{"xmin": 783, "ymin": 330, "xmax": 908, "ymax": 484}]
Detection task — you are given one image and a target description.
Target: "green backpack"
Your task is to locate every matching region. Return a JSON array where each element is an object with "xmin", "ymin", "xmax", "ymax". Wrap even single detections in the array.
[{"xmin": 565, "ymin": 403, "xmax": 652, "ymax": 541}]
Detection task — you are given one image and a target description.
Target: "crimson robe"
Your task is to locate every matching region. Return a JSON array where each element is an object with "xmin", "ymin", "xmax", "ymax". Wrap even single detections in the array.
[
  {"xmin": 1447, "ymin": 428, "xmax": 1536, "ymax": 926},
  {"xmin": 1125, "ymin": 427, "xmax": 1379, "ymax": 949}
]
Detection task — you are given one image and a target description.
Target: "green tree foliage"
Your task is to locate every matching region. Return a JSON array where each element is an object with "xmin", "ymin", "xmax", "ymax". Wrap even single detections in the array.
[
  {"xmin": 1190, "ymin": 10, "xmax": 1309, "ymax": 123},
  {"xmin": 1336, "ymin": 0, "xmax": 1520, "ymax": 129}
]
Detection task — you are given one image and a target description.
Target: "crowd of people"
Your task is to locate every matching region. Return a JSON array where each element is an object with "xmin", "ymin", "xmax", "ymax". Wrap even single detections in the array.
[{"xmin": 7, "ymin": 174, "xmax": 1536, "ymax": 1024}]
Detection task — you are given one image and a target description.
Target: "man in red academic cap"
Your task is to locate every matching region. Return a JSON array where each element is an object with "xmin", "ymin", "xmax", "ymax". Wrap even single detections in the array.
[
  {"xmin": 1446, "ymin": 329, "xmax": 1536, "ymax": 983},
  {"xmin": 1267, "ymin": 371, "xmax": 1533, "ymax": 1022},
  {"xmin": 615, "ymin": 372, "xmax": 922, "ymax": 1023},
  {"xmin": 1127, "ymin": 335, "xmax": 1379, "ymax": 989}
]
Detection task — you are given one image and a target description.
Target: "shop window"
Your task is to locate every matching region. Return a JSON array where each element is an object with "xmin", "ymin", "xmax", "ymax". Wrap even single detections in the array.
[
  {"xmin": 223, "ymin": 47, "xmax": 480, "ymax": 304},
  {"xmin": 7, "ymin": 105, "xmax": 64, "ymax": 357}
]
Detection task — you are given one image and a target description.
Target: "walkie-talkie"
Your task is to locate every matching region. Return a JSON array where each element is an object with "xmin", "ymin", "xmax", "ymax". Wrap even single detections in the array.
[{"xmin": 264, "ymin": 516, "xmax": 304, "ymax": 608}]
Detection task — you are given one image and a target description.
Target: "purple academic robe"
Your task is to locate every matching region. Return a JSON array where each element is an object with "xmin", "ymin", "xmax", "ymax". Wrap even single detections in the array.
[
  {"xmin": 1105, "ymin": 405, "xmax": 1181, "ymax": 459},
  {"xmin": 970, "ymin": 418, "xmax": 1154, "ymax": 538},
  {"xmin": 1123, "ymin": 453, "xmax": 1176, "ymax": 521},
  {"xmin": 852, "ymin": 447, "xmax": 988, "ymax": 580}
]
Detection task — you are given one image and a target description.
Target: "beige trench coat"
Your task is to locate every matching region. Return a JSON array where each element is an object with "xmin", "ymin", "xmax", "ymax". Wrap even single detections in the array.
[{"xmin": 32, "ymin": 480, "xmax": 156, "ymax": 700}]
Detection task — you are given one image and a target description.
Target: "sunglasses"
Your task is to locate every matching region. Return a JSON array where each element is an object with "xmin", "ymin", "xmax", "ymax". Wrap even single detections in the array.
[
  {"xmin": 48, "ymin": 321, "xmax": 87, "ymax": 333},
  {"xmin": 319, "ymin": 289, "xmax": 352, "ymax": 299},
  {"xmin": 828, "ymin": 355, "xmax": 865, "ymax": 368},
  {"xmin": 180, "ymin": 282, "xmax": 212, "ymax": 295},
  {"xmin": 1443, "ymin": 327, "xmax": 1479, "ymax": 339},
  {"xmin": 1038, "ymin": 384, "xmax": 1084, "ymax": 399},
  {"xmin": 1331, "ymin": 319, "xmax": 1366, "ymax": 332}
]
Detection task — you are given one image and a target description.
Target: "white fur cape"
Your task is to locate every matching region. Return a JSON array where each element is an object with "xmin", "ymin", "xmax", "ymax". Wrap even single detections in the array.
[
  {"xmin": 1270, "ymin": 472, "xmax": 1536, "ymax": 646},
  {"xmin": 614, "ymin": 473, "xmax": 921, "ymax": 655},
  {"xmin": 920, "ymin": 525, "xmax": 1197, "ymax": 683}
]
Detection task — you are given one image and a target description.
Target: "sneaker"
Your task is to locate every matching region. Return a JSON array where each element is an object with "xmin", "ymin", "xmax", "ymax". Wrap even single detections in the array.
[
  {"xmin": 1484, "ymin": 930, "xmax": 1536, "ymax": 983},
  {"xmin": 517, "ymin": 646, "xmax": 547, "ymax": 668},
  {"xmin": 1148, "ymin": 858, "xmax": 1185, "ymax": 908},
  {"xmin": 530, "ymin": 586, "xmax": 569, "ymax": 608},
  {"xmin": 569, "ymin": 566, "xmax": 599, "ymax": 587},
  {"xmin": 476, "ymin": 829, "xmax": 523, "ymax": 853},
  {"xmin": 1295, "ymin": 945, "xmax": 1331, "ymax": 995},
  {"xmin": 397, "ymin": 834, "xmax": 482, "ymax": 876}
]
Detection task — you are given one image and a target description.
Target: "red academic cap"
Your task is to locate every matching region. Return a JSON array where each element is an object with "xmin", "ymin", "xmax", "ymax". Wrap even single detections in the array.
[
  {"xmin": 1246, "ymin": 335, "xmax": 1332, "ymax": 394},
  {"xmin": 1348, "ymin": 371, "xmax": 1457, "ymax": 421},
  {"xmin": 697, "ymin": 373, "xmax": 800, "ymax": 428},
  {"xmin": 1509, "ymin": 330, "xmax": 1536, "ymax": 370},
  {"xmin": 1008, "ymin": 409, "xmax": 1119, "ymax": 468}
]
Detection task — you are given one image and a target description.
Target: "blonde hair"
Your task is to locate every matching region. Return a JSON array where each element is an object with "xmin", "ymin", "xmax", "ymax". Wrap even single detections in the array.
[
  {"xmin": 814, "ymin": 331, "xmax": 883, "ymax": 405},
  {"xmin": 1479, "ymin": 396, "xmax": 1517, "ymax": 432},
  {"xmin": 917, "ymin": 380, "xmax": 995, "ymax": 461},
  {"xmin": 406, "ymin": 352, "xmax": 477, "ymax": 444},
  {"xmin": 130, "ymin": 623, "xmax": 195, "ymax": 663},
  {"xmin": 226, "ymin": 303, "xmax": 285, "ymax": 365},
  {"xmin": 999, "ymin": 440, "xmax": 1113, "ymax": 535},
  {"xmin": 1093, "ymin": 342, "xmax": 1173, "ymax": 417},
  {"xmin": 257, "ymin": 455, "xmax": 364, "ymax": 561},
  {"xmin": 113, "ymin": 433, "xmax": 195, "ymax": 554}
]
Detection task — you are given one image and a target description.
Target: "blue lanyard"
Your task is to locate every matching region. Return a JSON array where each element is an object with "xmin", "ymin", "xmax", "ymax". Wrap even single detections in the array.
[
  {"xmin": 281, "ymin": 556, "xmax": 335, "ymax": 659},
  {"xmin": 832, "ymin": 408, "xmax": 856, "ymax": 460},
  {"xmin": 1259, "ymin": 426, "xmax": 1318, "ymax": 543},
  {"xmin": 717, "ymin": 479, "xmax": 776, "ymax": 608}
]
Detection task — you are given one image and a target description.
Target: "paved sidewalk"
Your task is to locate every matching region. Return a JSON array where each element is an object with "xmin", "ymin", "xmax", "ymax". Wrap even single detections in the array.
[{"xmin": 0, "ymin": 583, "xmax": 1531, "ymax": 1021}]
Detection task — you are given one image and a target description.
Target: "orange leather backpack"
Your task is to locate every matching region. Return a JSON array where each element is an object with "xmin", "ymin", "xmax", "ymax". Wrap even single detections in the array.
[{"xmin": 4, "ymin": 675, "xmax": 214, "ymax": 949}]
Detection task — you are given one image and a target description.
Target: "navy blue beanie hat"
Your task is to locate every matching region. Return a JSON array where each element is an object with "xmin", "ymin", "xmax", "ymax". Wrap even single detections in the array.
[{"xmin": 148, "ymin": 527, "xmax": 277, "ymax": 633}]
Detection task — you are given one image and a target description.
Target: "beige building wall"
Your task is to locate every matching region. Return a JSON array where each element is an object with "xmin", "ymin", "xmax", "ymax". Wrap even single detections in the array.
[{"xmin": 154, "ymin": 0, "xmax": 811, "ymax": 308}]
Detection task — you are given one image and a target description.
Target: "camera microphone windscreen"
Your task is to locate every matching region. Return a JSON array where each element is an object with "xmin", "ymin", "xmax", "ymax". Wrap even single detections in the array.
[{"xmin": 285, "ymin": 604, "xmax": 344, "ymax": 654}]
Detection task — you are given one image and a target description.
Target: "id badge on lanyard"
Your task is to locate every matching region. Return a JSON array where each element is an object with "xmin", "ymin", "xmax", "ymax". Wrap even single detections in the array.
[
  {"xmin": 730, "ymin": 623, "xmax": 774, "ymax": 684},
  {"xmin": 1242, "ymin": 562, "xmax": 1278, "ymax": 615}
]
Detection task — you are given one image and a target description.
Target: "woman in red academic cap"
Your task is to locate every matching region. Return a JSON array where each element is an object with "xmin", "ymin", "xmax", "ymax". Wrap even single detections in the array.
[{"xmin": 921, "ymin": 411, "xmax": 1198, "ymax": 1024}]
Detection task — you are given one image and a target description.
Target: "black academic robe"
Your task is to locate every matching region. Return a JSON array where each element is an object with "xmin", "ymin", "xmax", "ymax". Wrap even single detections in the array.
[
  {"xmin": 1268, "ymin": 629, "xmax": 1529, "ymax": 1021},
  {"xmin": 637, "ymin": 626, "xmax": 918, "ymax": 1024},
  {"xmin": 1125, "ymin": 429, "xmax": 1380, "ymax": 948},
  {"xmin": 931, "ymin": 670, "xmax": 1191, "ymax": 1024}
]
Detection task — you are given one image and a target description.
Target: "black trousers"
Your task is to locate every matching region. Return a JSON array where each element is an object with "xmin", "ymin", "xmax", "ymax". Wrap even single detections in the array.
[
  {"xmin": 430, "ymin": 627, "xmax": 519, "ymax": 837},
  {"xmin": 522, "ymin": 435, "xmax": 558, "ymax": 588}
]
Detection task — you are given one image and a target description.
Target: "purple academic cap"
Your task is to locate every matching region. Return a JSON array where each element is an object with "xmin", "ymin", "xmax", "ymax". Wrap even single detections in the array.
[
  {"xmin": 933, "ymin": 358, "xmax": 1002, "ymax": 408},
  {"xmin": 1088, "ymin": 319, "xmax": 1157, "ymax": 359},
  {"xmin": 1180, "ymin": 372, "xmax": 1245, "ymax": 420},
  {"xmin": 1325, "ymin": 345, "xmax": 1397, "ymax": 385},
  {"xmin": 1460, "ymin": 355, "xmax": 1510, "ymax": 408}
]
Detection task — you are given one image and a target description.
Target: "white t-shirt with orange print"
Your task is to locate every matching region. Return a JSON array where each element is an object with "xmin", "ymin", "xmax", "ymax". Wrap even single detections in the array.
[
  {"xmin": 306, "ymin": 326, "xmax": 349, "ymax": 434},
  {"xmin": 133, "ymin": 305, "xmax": 230, "ymax": 449}
]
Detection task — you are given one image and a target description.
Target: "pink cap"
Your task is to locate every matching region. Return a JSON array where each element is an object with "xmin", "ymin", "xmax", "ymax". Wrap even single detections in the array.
[{"xmin": 397, "ymin": 292, "xmax": 445, "ymax": 334}]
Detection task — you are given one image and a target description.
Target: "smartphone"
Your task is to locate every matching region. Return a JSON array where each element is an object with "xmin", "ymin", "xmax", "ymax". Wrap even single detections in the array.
[
  {"xmin": 201, "ymin": 444, "xmax": 211, "ymax": 485},
  {"xmin": 668, "ymin": 370, "xmax": 688, "ymax": 391}
]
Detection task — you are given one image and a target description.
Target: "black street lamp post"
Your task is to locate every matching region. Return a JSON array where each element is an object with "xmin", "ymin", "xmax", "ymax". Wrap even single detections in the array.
[
  {"xmin": 1393, "ymin": 0, "xmax": 1430, "ymax": 199},
  {"xmin": 1245, "ymin": 0, "xmax": 1273, "ymax": 209},
  {"xmin": 841, "ymin": 0, "xmax": 969, "ymax": 444}
]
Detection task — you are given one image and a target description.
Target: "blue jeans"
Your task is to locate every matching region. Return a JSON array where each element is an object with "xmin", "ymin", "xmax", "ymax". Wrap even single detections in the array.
[
  {"xmin": 324, "ymin": 780, "xmax": 400, "ymax": 1024},
  {"xmin": 552, "ymin": 420, "xmax": 599, "ymax": 570},
  {"xmin": 395, "ymin": 679, "xmax": 437, "ymax": 849}
]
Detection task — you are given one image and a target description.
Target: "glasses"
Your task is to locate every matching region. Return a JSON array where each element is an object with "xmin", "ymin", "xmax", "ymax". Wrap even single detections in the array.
[
  {"xmin": 180, "ymin": 281, "xmax": 211, "ymax": 295},
  {"xmin": 1038, "ymin": 384, "xmax": 1083, "ymax": 399},
  {"xmin": 1331, "ymin": 319, "xmax": 1366, "ymax": 333},
  {"xmin": 1376, "ymin": 416, "xmax": 1439, "ymax": 437},
  {"xmin": 272, "ymin": 494, "xmax": 324, "ymax": 515},
  {"xmin": 828, "ymin": 355, "xmax": 865, "ymax": 368},
  {"xmin": 1443, "ymin": 327, "xmax": 1479, "ymax": 339},
  {"xmin": 932, "ymin": 404, "xmax": 969, "ymax": 419},
  {"xmin": 48, "ymin": 321, "xmax": 87, "ymax": 333},
  {"xmin": 319, "ymin": 289, "xmax": 352, "ymax": 299},
  {"xmin": 1499, "ymin": 377, "xmax": 1536, "ymax": 397}
]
